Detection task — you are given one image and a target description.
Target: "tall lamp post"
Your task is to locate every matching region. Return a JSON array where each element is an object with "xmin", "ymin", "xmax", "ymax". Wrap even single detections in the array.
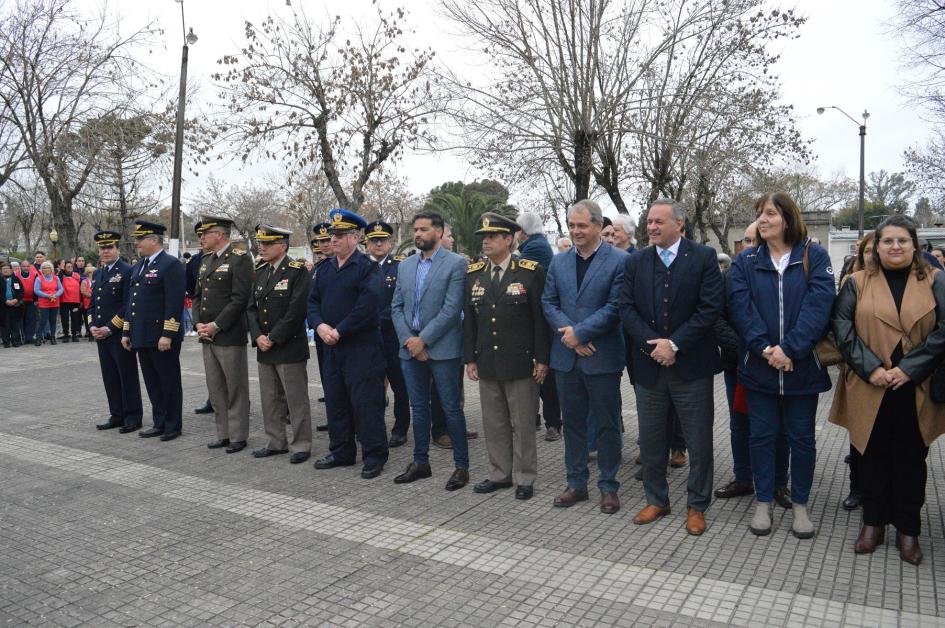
[
  {"xmin": 816, "ymin": 106, "xmax": 869, "ymax": 238},
  {"xmin": 169, "ymin": 0, "xmax": 198, "ymax": 258}
]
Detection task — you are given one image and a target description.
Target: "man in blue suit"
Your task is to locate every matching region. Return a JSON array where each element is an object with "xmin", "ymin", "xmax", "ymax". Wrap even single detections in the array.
[
  {"xmin": 391, "ymin": 211, "xmax": 471, "ymax": 491},
  {"xmin": 542, "ymin": 199, "xmax": 629, "ymax": 514},
  {"xmin": 621, "ymin": 198, "xmax": 723, "ymax": 535},
  {"xmin": 121, "ymin": 220, "xmax": 186, "ymax": 441},
  {"xmin": 90, "ymin": 230, "xmax": 142, "ymax": 433}
]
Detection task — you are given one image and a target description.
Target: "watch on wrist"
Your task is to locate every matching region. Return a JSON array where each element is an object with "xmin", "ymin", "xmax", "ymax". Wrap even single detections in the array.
[{"xmin": 669, "ymin": 340, "xmax": 679, "ymax": 353}]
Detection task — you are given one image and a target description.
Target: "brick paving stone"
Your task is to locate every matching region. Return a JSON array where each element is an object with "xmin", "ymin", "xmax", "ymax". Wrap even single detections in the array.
[{"xmin": 1, "ymin": 339, "xmax": 944, "ymax": 626}]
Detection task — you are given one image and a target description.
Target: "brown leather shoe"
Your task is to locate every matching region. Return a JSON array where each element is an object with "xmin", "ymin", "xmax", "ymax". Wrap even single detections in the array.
[
  {"xmin": 669, "ymin": 450, "xmax": 687, "ymax": 468},
  {"xmin": 896, "ymin": 532, "xmax": 923, "ymax": 565},
  {"xmin": 600, "ymin": 491, "xmax": 620, "ymax": 515},
  {"xmin": 553, "ymin": 487, "xmax": 589, "ymax": 508},
  {"xmin": 854, "ymin": 525, "xmax": 885, "ymax": 554},
  {"xmin": 686, "ymin": 508, "xmax": 706, "ymax": 536},
  {"xmin": 633, "ymin": 504, "xmax": 671, "ymax": 525},
  {"xmin": 432, "ymin": 435, "xmax": 452, "ymax": 449}
]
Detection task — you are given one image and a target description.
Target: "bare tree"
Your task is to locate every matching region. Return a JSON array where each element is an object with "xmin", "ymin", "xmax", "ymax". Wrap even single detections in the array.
[
  {"xmin": 194, "ymin": 177, "xmax": 287, "ymax": 252},
  {"xmin": 280, "ymin": 167, "xmax": 336, "ymax": 247},
  {"xmin": 1, "ymin": 175, "xmax": 51, "ymax": 254},
  {"xmin": 214, "ymin": 2, "xmax": 445, "ymax": 212},
  {"xmin": 905, "ymin": 129, "xmax": 945, "ymax": 208},
  {"xmin": 897, "ymin": 0, "xmax": 945, "ymax": 120},
  {"xmin": 0, "ymin": 0, "xmax": 157, "ymax": 258}
]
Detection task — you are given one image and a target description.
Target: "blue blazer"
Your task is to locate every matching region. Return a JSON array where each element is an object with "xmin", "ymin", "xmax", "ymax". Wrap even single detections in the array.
[
  {"xmin": 89, "ymin": 259, "xmax": 133, "ymax": 343},
  {"xmin": 541, "ymin": 242, "xmax": 628, "ymax": 374},
  {"xmin": 620, "ymin": 239, "xmax": 723, "ymax": 387},
  {"xmin": 391, "ymin": 248, "xmax": 467, "ymax": 361},
  {"xmin": 124, "ymin": 250, "xmax": 186, "ymax": 348}
]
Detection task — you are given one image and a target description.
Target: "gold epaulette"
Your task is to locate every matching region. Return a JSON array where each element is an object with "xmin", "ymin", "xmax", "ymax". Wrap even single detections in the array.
[
  {"xmin": 467, "ymin": 261, "xmax": 486, "ymax": 274},
  {"xmin": 288, "ymin": 260, "xmax": 304, "ymax": 269},
  {"xmin": 232, "ymin": 249, "xmax": 246, "ymax": 255},
  {"xmin": 163, "ymin": 318, "xmax": 181, "ymax": 332},
  {"xmin": 394, "ymin": 254, "xmax": 406, "ymax": 262},
  {"xmin": 517, "ymin": 259, "xmax": 538, "ymax": 271},
  {"xmin": 111, "ymin": 315, "xmax": 124, "ymax": 329}
]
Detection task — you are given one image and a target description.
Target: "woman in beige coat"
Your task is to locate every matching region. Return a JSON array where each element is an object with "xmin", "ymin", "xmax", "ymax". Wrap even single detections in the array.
[{"xmin": 830, "ymin": 215, "xmax": 945, "ymax": 565}]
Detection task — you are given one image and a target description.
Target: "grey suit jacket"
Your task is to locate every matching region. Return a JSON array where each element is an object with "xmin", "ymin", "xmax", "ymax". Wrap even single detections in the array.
[{"xmin": 391, "ymin": 247, "xmax": 467, "ymax": 360}]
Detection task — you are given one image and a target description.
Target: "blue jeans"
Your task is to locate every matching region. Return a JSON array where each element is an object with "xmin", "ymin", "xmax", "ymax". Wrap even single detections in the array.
[
  {"xmin": 556, "ymin": 368, "xmax": 622, "ymax": 493},
  {"xmin": 401, "ymin": 357, "xmax": 469, "ymax": 469},
  {"xmin": 38, "ymin": 307, "xmax": 57, "ymax": 340},
  {"xmin": 745, "ymin": 390, "xmax": 818, "ymax": 504},
  {"xmin": 182, "ymin": 306, "xmax": 193, "ymax": 332},
  {"xmin": 723, "ymin": 370, "xmax": 789, "ymax": 487}
]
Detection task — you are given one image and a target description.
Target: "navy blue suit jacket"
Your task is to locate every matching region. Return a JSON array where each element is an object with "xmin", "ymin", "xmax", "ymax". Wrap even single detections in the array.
[
  {"xmin": 620, "ymin": 239, "xmax": 723, "ymax": 387},
  {"xmin": 541, "ymin": 242, "xmax": 628, "ymax": 374},
  {"xmin": 90, "ymin": 259, "xmax": 133, "ymax": 342},
  {"xmin": 123, "ymin": 251, "xmax": 186, "ymax": 348}
]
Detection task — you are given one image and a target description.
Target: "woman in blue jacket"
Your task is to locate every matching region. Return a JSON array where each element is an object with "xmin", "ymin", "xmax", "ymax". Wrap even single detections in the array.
[{"xmin": 729, "ymin": 192, "xmax": 835, "ymax": 539}]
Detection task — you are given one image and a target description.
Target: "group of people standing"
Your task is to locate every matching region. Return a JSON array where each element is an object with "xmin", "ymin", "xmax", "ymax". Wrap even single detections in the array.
[
  {"xmin": 0, "ymin": 253, "xmax": 96, "ymax": 347},
  {"xmin": 77, "ymin": 193, "xmax": 944, "ymax": 567}
]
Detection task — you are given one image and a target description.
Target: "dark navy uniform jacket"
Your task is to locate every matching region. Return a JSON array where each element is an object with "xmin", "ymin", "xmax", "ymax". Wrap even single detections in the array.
[
  {"xmin": 307, "ymin": 250, "xmax": 384, "ymax": 347},
  {"xmin": 123, "ymin": 250, "xmax": 186, "ymax": 349},
  {"xmin": 376, "ymin": 255, "xmax": 400, "ymax": 323},
  {"xmin": 89, "ymin": 259, "xmax": 133, "ymax": 343}
]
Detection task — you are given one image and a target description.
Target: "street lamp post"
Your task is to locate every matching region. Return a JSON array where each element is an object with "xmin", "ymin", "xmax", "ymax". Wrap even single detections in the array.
[
  {"xmin": 169, "ymin": 0, "xmax": 198, "ymax": 258},
  {"xmin": 816, "ymin": 106, "xmax": 869, "ymax": 238}
]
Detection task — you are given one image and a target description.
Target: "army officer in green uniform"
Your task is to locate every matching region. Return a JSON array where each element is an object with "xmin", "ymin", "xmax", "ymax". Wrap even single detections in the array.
[{"xmin": 464, "ymin": 212, "xmax": 550, "ymax": 500}]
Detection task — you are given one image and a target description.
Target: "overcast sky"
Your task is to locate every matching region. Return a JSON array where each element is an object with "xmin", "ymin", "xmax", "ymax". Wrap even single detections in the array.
[{"xmin": 113, "ymin": 0, "xmax": 930, "ymax": 218}]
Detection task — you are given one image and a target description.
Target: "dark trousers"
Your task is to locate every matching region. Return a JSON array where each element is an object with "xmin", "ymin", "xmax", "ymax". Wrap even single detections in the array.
[
  {"xmin": 723, "ymin": 369, "xmax": 788, "ymax": 486},
  {"xmin": 322, "ymin": 343, "xmax": 389, "ymax": 468},
  {"xmin": 1, "ymin": 307, "xmax": 23, "ymax": 345},
  {"xmin": 136, "ymin": 342, "xmax": 183, "ymax": 435},
  {"xmin": 59, "ymin": 303, "xmax": 81, "ymax": 337},
  {"xmin": 847, "ymin": 445, "xmax": 860, "ymax": 492},
  {"xmin": 38, "ymin": 307, "xmax": 57, "ymax": 340},
  {"xmin": 860, "ymin": 383, "xmax": 928, "ymax": 536},
  {"xmin": 746, "ymin": 390, "xmax": 818, "ymax": 504},
  {"xmin": 382, "ymin": 323, "xmax": 411, "ymax": 437},
  {"xmin": 20, "ymin": 302, "xmax": 36, "ymax": 342},
  {"xmin": 97, "ymin": 338, "xmax": 143, "ymax": 427},
  {"xmin": 80, "ymin": 307, "xmax": 91, "ymax": 336},
  {"xmin": 537, "ymin": 367, "xmax": 562, "ymax": 428},
  {"xmin": 635, "ymin": 370, "xmax": 714, "ymax": 511},
  {"xmin": 556, "ymin": 368, "xmax": 622, "ymax": 493}
]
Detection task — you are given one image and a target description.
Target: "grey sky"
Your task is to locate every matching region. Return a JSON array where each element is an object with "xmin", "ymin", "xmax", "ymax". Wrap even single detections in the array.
[{"xmin": 112, "ymin": 0, "xmax": 929, "ymax": 218}]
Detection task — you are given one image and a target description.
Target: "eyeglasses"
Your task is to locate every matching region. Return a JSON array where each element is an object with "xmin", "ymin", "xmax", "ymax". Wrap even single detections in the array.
[
  {"xmin": 741, "ymin": 237, "xmax": 754, "ymax": 244},
  {"xmin": 878, "ymin": 238, "xmax": 913, "ymax": 248}
]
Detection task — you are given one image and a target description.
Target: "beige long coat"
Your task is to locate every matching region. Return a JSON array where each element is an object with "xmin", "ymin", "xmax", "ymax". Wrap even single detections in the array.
[{"xmin": 828, "ymin": 269, "xmax": 945, "ymax": 453}]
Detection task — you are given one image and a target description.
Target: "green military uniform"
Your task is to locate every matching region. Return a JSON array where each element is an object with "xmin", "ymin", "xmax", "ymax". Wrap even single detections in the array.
[
  {"xmin": 247, "ymin": 225, "xmax": 314, "ymax": 461},
  {"xmin": 463, "ymin": 213, "xmax": 550, "ymax": 497},
  {"xmin": 192, "ymin": 215, "xmax": 254, "ymax": 451}
]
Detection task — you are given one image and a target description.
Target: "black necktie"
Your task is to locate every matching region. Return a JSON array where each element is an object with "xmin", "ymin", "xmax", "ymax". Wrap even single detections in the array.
[{"xmin": 492, "ymin": 265, "xmax": 501, "ymax": 287}]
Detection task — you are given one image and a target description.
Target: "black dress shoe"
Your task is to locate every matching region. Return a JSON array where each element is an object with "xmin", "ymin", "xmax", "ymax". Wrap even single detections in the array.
[
  {"xmin": 225, "ymin": 441, "xmax": 247, "ymax": 453},
  {"xmin": 515, "ymin": 485, "xmax": 534, "ymax": 500},
  {"xmin": 289, "ymin": 452, "xmax": 310, "ymax": 464},
  {"xmin": 842, "ymin": 490, "xmax": 862, "ymax": 511},
  {"xmin": 159, "ymin": 432, "xmax": 180, "ymax": 442},
  {"xmin": 139, "ymin": 427, "xmax": 162, "ymax": 438},
  {"xmin": 714, "ymin": 480, "xmax": 754, "ymax": 499},
  {"xmin": 49, "ymin": 338, "xmax": 56, "ymax": 345},
  {"xmin": 473, "ymin": 479, "xmax": 513, "ymax": 494},
  {"xmin": 445, "ymin": 468, "xmax": 469, "ymax": 491},
  {"xmin": 774, "ymin": 487, "xmax": 793, "ymax": 509},
  {"xmin": 119, "ymin": 425, "xmax": 141, "ymax": 434},
  {"xmin": 315, "ymin": 424, "xmax": 328, "ymax": 432},
  {"xmin": 194, "ymin": 401, "xmax": 214, "ymax": 414},
  {"xmin": 61, "ymin": 336, "xmax": 70, "ymax": 343},
  {"xmin": 207, "ymin": 439, "xmax": 230, "ymax": 449},
  {"xmin": 252, "ymin": 447, "xmax": 288, "ymax": 458},
  {"xmin": 361, "ymin": 465, "xmax": 384, "ymax": 479},
  {"xmin": 313, "ymin": 454, "xmax": 355, "ymax": 469},
  {"xmin": 96, "ymin": 420, "xmax": 123, "ymax": 430},
  {"xmin": 389, "ymin": 433, "xmax": 408, "ymax": 448},
  {"xmin": 394, "ymin": 462, "xmax": 433, "ymax": 484}
]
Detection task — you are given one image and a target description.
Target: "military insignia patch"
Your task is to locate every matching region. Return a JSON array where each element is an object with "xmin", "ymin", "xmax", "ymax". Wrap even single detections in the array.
[
  {"xmin": 506, "ymin": 282, "xmax": 526, "ymax": 296},
  {"xmin": 274, "ymin": 279, "xmax": 289, "ymax": 291},
  {"xmin": 232, "ymin": 249, "xmax": 246, "ymax": 255},
  {"xmin": 288, "ymin": 260, "xmax": 304, "ymax": 269},
  {"xmin": 517, "ymin": 259, "xmax": 538, "ymax": 270},
  {"xmin": 467, "ymin": 261, "xmax": 486, "ymax": 273}
]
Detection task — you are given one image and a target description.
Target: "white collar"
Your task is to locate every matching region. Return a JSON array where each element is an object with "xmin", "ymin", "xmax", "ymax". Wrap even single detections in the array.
[
  {"xmin": 147, "ymin": 250, "xmax": 162, "ymax": 265},
  {"xmin": 656, "ymin": 238, "xmax": 682, "ymax": 258}
]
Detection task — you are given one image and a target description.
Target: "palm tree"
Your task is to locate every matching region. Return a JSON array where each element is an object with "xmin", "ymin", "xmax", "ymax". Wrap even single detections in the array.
[{"xmin": 425, "ymin": 192, "xmax": 517, "ymax": 256}]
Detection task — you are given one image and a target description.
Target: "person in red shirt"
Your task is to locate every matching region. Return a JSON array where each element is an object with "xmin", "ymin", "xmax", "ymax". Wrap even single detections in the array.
[
  {"xmin": 17, "ymin": 260, "xmax": 38, "ymax": 344},
  {"xmin": 34, "ymin": 261, "xmax": 62, "ymax": 345},
  {"xmin": 58, "ymin": 260, "xmax": 82, "ymax": 342},
  {"xmin": 80, "ymin": 265, "xmax": 94, "ymax": 341}
]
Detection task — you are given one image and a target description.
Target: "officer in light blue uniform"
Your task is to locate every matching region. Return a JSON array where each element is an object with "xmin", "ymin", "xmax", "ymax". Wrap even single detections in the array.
[
  {"xmin": 90, "ymin": 230, "xmax": 143, "ymax": 433},
  {"xmin": 122, "ymin": 220, "xmax": 186, "ymax": 442},
  {"xmin": 307, "ymin": 209, "xmax": 389, "ymax": 478}
]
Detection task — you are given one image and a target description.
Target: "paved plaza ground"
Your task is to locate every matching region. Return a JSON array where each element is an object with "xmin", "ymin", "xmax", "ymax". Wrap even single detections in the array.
[{"xmin": 1, "ymin": 339, "xmax": 944, "ymax": 627}]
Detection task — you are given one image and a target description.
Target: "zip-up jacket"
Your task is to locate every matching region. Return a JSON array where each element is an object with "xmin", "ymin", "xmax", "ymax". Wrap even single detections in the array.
[{"xmin": 729, "ymin": 238, "xmax": 834, "ymax": 396}]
